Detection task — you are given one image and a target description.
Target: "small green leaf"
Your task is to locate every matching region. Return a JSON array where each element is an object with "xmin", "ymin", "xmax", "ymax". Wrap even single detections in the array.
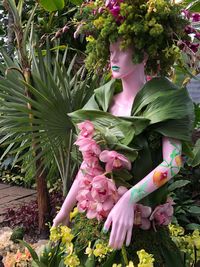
[
  {"xmin": 38, "ymin": 0, "xmax": 65, "ymax": 11},
  {"xmin": 168, "ymin": 180, "xmax": 191, "ymax": 191},
  {"xmin": 186, "ymin": 223, "xmax": 200, "ymax": 230},
  {"xmin": 188, "ymin": 1, "xmax": 200, "ymax": 12},
  {"xmin": 102, "ymin": 251, "xmax": 118, "ymax": 267},
  {"xmin": 0, "ymin": 27, "xmax": 5, "ymax": 36},
  {"xmin": 85, "ymin": 254, "xmax": 95, "ymax": 267},
  {"xmin": 69, "ymin": 0, "xmax": 83, "ymax": 5},
  {"xmin": 188, "ymin": 206, "xmax": 200, "ymax": 214},
  {"xmin": 188, "ymin": 139, "xmax": 200, "ymax": 167},
  {"xmin": 113, "ymin": 169, "xmax": 132, "ymax": 181}
]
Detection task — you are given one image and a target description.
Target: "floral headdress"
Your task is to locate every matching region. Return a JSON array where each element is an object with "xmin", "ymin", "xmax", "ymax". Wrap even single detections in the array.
[{"xmin": 74, "ymin": 0, "xmax": 199, "ymax": 75}]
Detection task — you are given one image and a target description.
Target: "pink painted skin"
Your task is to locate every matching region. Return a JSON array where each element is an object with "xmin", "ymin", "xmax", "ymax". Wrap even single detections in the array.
[{"xmin": 53, "ymin": 40, "xmax": 182, "ymax": 250}]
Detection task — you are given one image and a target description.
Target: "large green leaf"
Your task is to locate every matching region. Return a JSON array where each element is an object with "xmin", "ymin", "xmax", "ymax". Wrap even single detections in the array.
[
  {"xmin": 38, "ymin": 0, "xmax": 65, "ymax": 12},
  {"xmin": 94, "ymin": 79, "xmax": 115, "ymax": 112},
  {"xmin": 132, "ymin": 77, "xmax": 194, "ymax": 142},
  {"xmin": 68, "ymin": 109, "xmax": 135, "ymax": 145}
]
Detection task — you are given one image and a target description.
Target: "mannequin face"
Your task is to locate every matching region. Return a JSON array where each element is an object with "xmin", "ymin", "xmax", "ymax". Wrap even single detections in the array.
[{"xmin": 109, "ymin": 40, "xmax": 138, "ymax": 79}]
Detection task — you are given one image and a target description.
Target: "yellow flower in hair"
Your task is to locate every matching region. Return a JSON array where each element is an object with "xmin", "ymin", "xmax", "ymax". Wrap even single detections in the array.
[
  {"xmin": 64, "ymin": 254, "xmax": 80, "ymax": 267},
  {"xmin": 137, "ymin": 249, "xmax": 155, "ymax": 267},
  {"xmin": 93, "ymin": 16, "xmax": 105, "ymax": 29},
  {"xmin": 86, "ymin": 35, "xmax": 95, "ymax": 43}
]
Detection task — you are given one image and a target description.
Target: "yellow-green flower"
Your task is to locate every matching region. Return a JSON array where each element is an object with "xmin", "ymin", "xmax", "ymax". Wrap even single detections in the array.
[
  {"xmin": 168, "ymin": 224, "xmax": 185, "ymax": 237},
  {"xmin": 70, "ymin": 207, "xmax": 79, "ymax": 221},
  {"xmin": 126, "ymin": 261, "xmax": 135, "ymax": 267},
  {"xmin": 64, "ymin": 254, "xmax": 80, "ymax": 267},
  {"xmin": 66, "ymin": 242, "xmax": 74, "ymax": 255},
  {"xmin": 49, "ymin": 226, "xmax": 61, "ymax": 242},
  {"xmin": 86, "ymin": 35, "xmax": 95, "ymax": 43},
  {"xmin": 93, "ymin": 243, "xmax": 109, "ymax": 258},
  {"xmin": 93, "ymin": 16, "xmax": 105, "ymax": 29},
  {"xmin": 112, "ymin": 264, "xmax": 122, "ymax": 267},
  {"xmin": 137, "ymin": 249, "xmax": 155, "ymax": 267},
  {"xmin": 60, "ymin": 226, "xmax": 74, "ymax": 244},
  {"xmin": 85, "ymin": 241, "xmax": 93, "ymax": 257}
]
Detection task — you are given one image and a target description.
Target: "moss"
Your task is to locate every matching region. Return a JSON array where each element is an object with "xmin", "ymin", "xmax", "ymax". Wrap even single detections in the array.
[
  {"xmin": 71, "ymin": 215, "xmax": 183, "ymax": 267},
  {"xmin": 72, "ymin": 213, "xmax": 108, "ymax": 253}
]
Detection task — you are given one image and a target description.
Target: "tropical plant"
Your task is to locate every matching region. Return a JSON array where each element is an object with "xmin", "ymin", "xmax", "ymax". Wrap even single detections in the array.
[{"xmin": 0, "ymin": 43, "xmax": 98, "ymax": 189}]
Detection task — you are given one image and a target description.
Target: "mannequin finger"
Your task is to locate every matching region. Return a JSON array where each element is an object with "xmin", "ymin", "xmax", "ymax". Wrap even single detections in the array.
[
  {"xmin": 117, "ymin": 227, "xmax": 127, "ymax": 249},
  {"xmin": 103, "ymin": 215, "xmax": 112, "ymax": 233},
  {"xmin": 126, "ymin": 226, "xmax": 133, "ymax": 247},
  {"xmin": 113, "ymin": 222, "xmax": 123, "ymax": 249},
  {"xmin": 109, "ymin": 222, "xmax": 117, "ymax": 248}
]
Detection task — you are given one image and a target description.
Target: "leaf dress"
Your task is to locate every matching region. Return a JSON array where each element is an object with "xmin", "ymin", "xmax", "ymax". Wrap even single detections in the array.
[{"xmin": 69, "ymin": 77, "xmax": 194, "ymax": 267}]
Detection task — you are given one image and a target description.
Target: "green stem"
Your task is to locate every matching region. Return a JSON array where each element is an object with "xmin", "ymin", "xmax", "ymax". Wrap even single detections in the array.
[{"xmin": 121, "ymin": 245, "xmax": 129, "ymax": 265}]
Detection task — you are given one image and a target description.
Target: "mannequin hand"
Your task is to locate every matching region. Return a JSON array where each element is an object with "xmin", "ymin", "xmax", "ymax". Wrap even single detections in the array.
[
  {"xmin": 53, "ymin": 210, "xmax": 70, "ymax": 227},
  {"xmin": 103, "ymin": 190, "xmax": 135, "ymax": 249}
]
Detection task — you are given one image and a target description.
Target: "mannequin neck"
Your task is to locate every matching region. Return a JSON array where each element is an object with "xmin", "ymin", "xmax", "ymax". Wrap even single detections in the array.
[{"xmin": 120, "ymin": 64, "xmax": 145, "ymax": 103}]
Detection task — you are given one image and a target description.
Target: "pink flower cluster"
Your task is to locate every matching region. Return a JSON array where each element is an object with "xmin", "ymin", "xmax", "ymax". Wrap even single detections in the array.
[
  {"xmin": 75, "ymin": 120, "xmax": 131, "ymax": 221},
  {"xmin": 133, "ymin": 198, "xmax": 174, "ymax": 230},
  {"xmin": 180, "ymin": 10, "xmax": 200, "ymax": 53},
  {"xmin": 105, "ymin": 0, "xmax": 124, "ymax": 23}
]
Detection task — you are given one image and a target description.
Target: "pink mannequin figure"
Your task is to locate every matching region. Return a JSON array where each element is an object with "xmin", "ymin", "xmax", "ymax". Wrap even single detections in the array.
[{"xmin": 53, "ymin": 40, "xmax": 182, "ymax": 250}]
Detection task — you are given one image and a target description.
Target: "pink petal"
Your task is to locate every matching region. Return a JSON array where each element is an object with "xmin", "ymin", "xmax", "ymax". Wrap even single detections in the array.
[
  {"xmin": 137, "ymin": 204, "xmax": 152, "ymax": 218},
  {"xmin": 102, "ymin": 198, "xmax": 114, "ymax": 211},
  {"xmin": 105, "ymin": 161, "xmax": 114, "ymax": 172},
  {"xmin": 86, "ymin": 209, "xmax": 97, "ymax": 219},
  {"xmin": 140, "ymin": 218, "xmax": 151, "ymax": 230},
  {"xmin": 99, "ymin": 150, "xmax": 112, "ymax": 162},
  {"xmin": 117, "ymin": 186, "xmax": 128, "ymax": 196}
]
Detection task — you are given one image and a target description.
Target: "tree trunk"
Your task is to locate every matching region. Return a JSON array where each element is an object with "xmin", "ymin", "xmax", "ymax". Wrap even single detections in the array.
[
  {"xmin": 36, "ymin": 157, "xmax": 51, "ymax": 238},
  {"xmin": 6, "ymin": 10, "xmax": 15, "ymax": 57}
]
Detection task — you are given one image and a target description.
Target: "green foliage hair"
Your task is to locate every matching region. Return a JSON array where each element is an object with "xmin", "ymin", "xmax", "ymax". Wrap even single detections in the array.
[{"xmin": 74, "ymin": 0, "xmax": 190, "ymax": 75}]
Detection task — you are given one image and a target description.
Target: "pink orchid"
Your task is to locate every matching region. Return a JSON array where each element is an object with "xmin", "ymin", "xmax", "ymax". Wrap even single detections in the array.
[
  {"xmin": 150, "ymin": 198, "xmax": 174, "ymax": 226},
  {"xmin": 76, "ymin": 189, "xmax": 92, "ymax": 212},
  {"xmin": 105, "ymin": 0, "xmax": 124, "ymax": 23},
  {"xmin": 192, "ymin": 13, "xmax": 200, "ymax": 22},
  {"xmin": 75, "ymin": 138, "xmax": 101, "ymax": 157},
  {"xmin": 80, "ymin": 160, "xmax": 103, "ymax": 178},
  {"xmin": 79, "ymin": 175, "xmax": 93, "ymax": 189},
  {"xmin": 87, "ymin": 197, "xmax": 115, "ymax": 220},
  {"xmin": 91, "ymin": 175, "xmax": 118, "ymax": 203},
  {"xmin": 134, "ymin": 204, "xmax": 152, "ymax": 230},
  {"xmin": 181, "ymin": 9, "xmax": 191, "ymax": 19},
  {"xmin": 99, "ymin": 150, "xmax": 131, "ymax": 172},
  {"xmin": 77, "ymin": 120, "xmax": 94, "ymax": 138},
  {"xmin": 185, "ymin": 25, "xmax": 196, "ymax": 34},
  {"xmin": 74, "ymin": 23, "xmax": 83, "ymax": 39}
]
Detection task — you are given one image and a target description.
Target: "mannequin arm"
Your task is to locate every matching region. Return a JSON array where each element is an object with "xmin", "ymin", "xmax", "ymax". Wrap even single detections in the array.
[
  {"xmin": 104, "ymin": 137, "xmax": 182, "ymax": 249},
  {"xmin": 52, "ymin": 169, "xmax": 83, "ymax": 227}
]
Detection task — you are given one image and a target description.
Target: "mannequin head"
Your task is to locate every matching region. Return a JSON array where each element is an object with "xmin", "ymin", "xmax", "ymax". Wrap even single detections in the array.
[{"xmin": 109, "ymin": 40, "xmax": 145, "ymax": 80}]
